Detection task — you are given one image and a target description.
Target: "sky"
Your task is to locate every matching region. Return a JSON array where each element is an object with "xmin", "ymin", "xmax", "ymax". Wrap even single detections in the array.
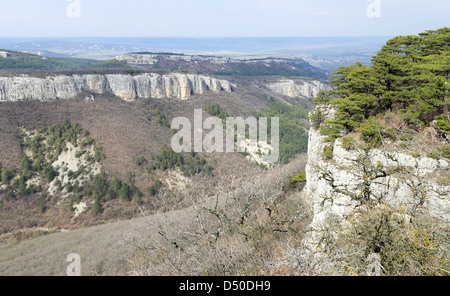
[{"xmin": 0, "ymin": 0, "xmax": 448, "ymax": 37}]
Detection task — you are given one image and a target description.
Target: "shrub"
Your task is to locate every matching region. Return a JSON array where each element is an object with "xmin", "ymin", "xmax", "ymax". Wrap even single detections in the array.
[
  {"xmin": 322, "ymin": 145, "xmax": 334, "ymax": 160},
  {"xmin": 94, "ymin": 146, "xmax": 105, "ymax": 162},
  {"xmin": 1, "ymin": 167, "xmax": 15, "ymax": 185},
  {"xmin": 68, "ymin": 202, "xmax": 74, "ymax": 212},
  {"xmin": 119, "ymin": 183, "xmax": 132, "ymax": 201},
  {"xmin": 436, "ymin": 145, "xmax": 450, "ymax": 159},
  {"xmin": 135, "ymin": 190, "xmax": 143, "ymax": 206},
  {"xmin": 435, "ymin": 115, "xmax": 450, "ymax": 135},
  {"xmin": 400, "ymin": 133, "xmax": 414, "ymax": 142},
  {"xmin": 412, "ymin": 152, "xmax": 421, "ymax": 158},
  {"xmin": 290, "ymin": 171, "xmax": 306, "ymax": 185},
  {"xmin": 75, "ymin": 150, "xmax": 85, "ymax": 158},
  {"xmin": 147, "ymin": 185, "xmax": 157, "ymax": 196},
  {"xmin": 71, "ymin": 194, "xmax": 82, "ymax": 203},
  {"xmin": 154, "ymin": 109, "xmax": 170, "ymax": 128},
  {"xmin": 134, "ymin": 156, "xmax": 145, "ymax": 166},
  {"xmin": 341, "ymin": 135, "xmax": 356, "ymax": 150},
  {"xmin": 43, "ymin": 165, "xmax": 57, "ymax": 182},
  {"xmin": 360, "ymin": 117, "xmax": 384, "ymax": 146},
  {"xmin": 204, "ymin": 102, "xmax": 229, "ymax": 121},
  {"xmin": 309, "ymin": 108, "xmax": 325, "ymax": 129},
  {"xmin": 323, "ymin": 203, "xmax": 450, "ymax": 276},
  {"xmin": 38, "ymin": 195, "xmax": 46, "ymax": 213},
  {"xmin": 205, "ymin": 165, "xmax": 214, "ymax": 177},
  {"xmin": 112, "ymin": 177, "xmax": 122, "ymax": 193},
  {"xmin": 428, "ymin": 146, "xmax": 450, "ymax": 160},
  {"xmin": 93, "ymin": 197, "xmax": 102, "ymax": 215}
]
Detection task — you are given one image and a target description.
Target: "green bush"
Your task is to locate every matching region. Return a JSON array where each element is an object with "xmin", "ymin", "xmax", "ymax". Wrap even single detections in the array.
[
  {"xmin": 204, "ymin": 102, "xmax": 229, "ymax": 121},
  {"xmin": 412, "ymin": 152, "xmax": 421, "ymax": 158},
  {"xmin": 1, "ymin": 167, "xmax": 15, "ymax": 185},
  {"xmin": 154, "ymin": 109, "xmax": 170, "ymax": 128},
  {"xmin": 324, "ymin": 203, "xmax": 450, "ymax": 276},
  {"xmin": 39, "ymin": 195, "xmax": 46, "ymax": 213},
  {"xmin": 341, "ymin": 135, "xmax": 356, "ymax": 150},
  {"xmin": 360, "ymin": 117, "xmax": 384, "ymax": 146},
  {"xmin": 147, "ymin": 185, "xmax": 157, "ymax": 196},
  {"xmin": 135, "ymin": 190, "xmax": 143, "ymax": 206},
  {"xmin": 93, "ymin": 197, "xmax": 102, "ymax": 215},
  {"xmin": 134, "ymin": 156, "xmax": 146, "ymax": 166},
  {"xmin": 435, "ymin": 115, "xmax": 450, "ymax": 135},
  {"xmin": 290, "ymin": 171, "xmax": 307, "ymax": 184},
  {"xmin": 309, "ymin": 108, "xmax": 324, "ymax": 129},
  {"xmin": 94, "ymin": 146, "xmax": 104, "ymax": 162},
  {"xmin": 323, "ymin": 145, "xmax": 334, "ymax": 160},
  {"xmin": 428, "ymin": 145, "xmax": 450, "ymax": 159},
  {"xmin": 119, "ymin": 183, "xmax": 132, "ymax": 201},
  {"xmin": 400, "ymin": 133, "xmax": 414, "ymax": 142}
]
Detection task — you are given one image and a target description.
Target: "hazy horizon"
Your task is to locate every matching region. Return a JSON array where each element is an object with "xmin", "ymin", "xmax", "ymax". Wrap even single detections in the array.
[
  {"xmin": 0, "ymin": 0, "xmax": 448, "ymax": 38},
  {"xmin": 0, "ymin": 36, "xmax": 391, "ymax": 61}
]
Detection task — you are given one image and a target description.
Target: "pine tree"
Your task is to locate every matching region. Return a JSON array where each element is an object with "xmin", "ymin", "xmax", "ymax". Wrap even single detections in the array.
[
  {"xmin": 316, "ymin": 27, "xmax": 450, "ymax": 140},
  {"xmin": 93, "ymin": 197, "xmax": 101, "ymax": 215},
  {"xmin": 39, "ymin": 195, "xmax": 46, "ymax": 213}
]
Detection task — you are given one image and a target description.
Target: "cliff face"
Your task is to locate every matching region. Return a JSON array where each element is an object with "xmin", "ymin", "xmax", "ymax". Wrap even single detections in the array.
[
  {"xmin": 266, "ymin": 79, "xmax": 329, "ymax": 99},
  {"xmin": 304, "ymin": 106, "xmax": 450, "ymax": 248},
  {"xmin": 0, "ymin": 73, "xmax": 232, "ymax": 102}
]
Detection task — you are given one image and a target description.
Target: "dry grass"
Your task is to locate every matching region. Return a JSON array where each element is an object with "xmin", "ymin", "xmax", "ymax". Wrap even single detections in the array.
[
  {"xmin": 0, "ymin": 155, "xmax": 310, "ymax": 276},
  {"xmin": 104, "ymin": 155, "xmax": 312, "ymax": 276},
  {"xmin": 0, "ymin": 86, "xmax": 275, "ymax": 234}
]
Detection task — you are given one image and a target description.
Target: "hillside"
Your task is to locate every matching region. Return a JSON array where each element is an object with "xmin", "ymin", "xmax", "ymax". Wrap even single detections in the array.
[
  {"xmin": 0, "ymin": 49, "xmax": 103, "ymax": 70},
  {"xmin": 0, "ymin": 70, "xmax": 315, "ymax": 241},
  {"xmin": 116, "ymin": 52, "xmax": 328, "ymax": 79},
  {"xmin": 0, "ymin": 155, "xmax": 309, "ymax": 275}
]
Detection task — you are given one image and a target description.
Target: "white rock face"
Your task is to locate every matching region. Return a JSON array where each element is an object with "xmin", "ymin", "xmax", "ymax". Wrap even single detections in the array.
[
  {"xmin": 0, "ymin": 51, "xmax": 10, "ymax": 58},
  {"xmin": 304, "ymin": 107, "xmax": 450, "ymax": 251},
  {"xmin": 116, "ymin": 54, "xmax": 158, "ymax": 65},
  {"xmin": 267, "ymin": 79, "xmax": 329, "ymax": 99},
  {"xmin": 238, "ymin": 139, "xmax": 275, "ymax": 167},
  {"xmin": 0, "ymin": 73, "xmax": 233, "ymax": 102}
]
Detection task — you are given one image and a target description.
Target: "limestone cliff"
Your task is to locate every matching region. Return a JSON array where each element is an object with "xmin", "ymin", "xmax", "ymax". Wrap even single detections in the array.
[
  {"xmin": 266, "ymin": 79, "xmax": 329, "ymax": 99},
  {"xmin": 0, "ymin": 73, "xmax": 232, "ymax": 102},
  {"xmin": 304, "ymin": 106, "xmax": 450, "ymax": 249}
]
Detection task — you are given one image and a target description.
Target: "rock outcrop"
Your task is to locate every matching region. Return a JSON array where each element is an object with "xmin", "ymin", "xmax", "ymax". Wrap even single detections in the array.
[
  {"xmin": 304, "ymin": 106, "xmax": 450, "ymax": 249},
  {"xmin": 117, "ymin": 53, "xmax": 231, "ymax": 65},
  {"xmin": 0, "ymin": 51, "xmax": 10, "ymax": 58},
  {"xmin": 0, "ymin": 73, "xmax": 233, "ymax": 102},
  {"xmin": 266, "ymin": 79, "xmax": 329, "ymax": 99}
]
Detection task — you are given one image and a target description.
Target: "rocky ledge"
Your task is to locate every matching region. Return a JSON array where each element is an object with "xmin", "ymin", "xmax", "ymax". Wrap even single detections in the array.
[
  {"xmin": 0, "ymin": 73, "xmax": 233, "ymax": 102},
  {"xmin": 266, "ymin": 79, "xmax": 329, "ymax": 99},
  {"xmin": 304, "ymin": 106, "xmax": 450, "ymax": 250}
]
